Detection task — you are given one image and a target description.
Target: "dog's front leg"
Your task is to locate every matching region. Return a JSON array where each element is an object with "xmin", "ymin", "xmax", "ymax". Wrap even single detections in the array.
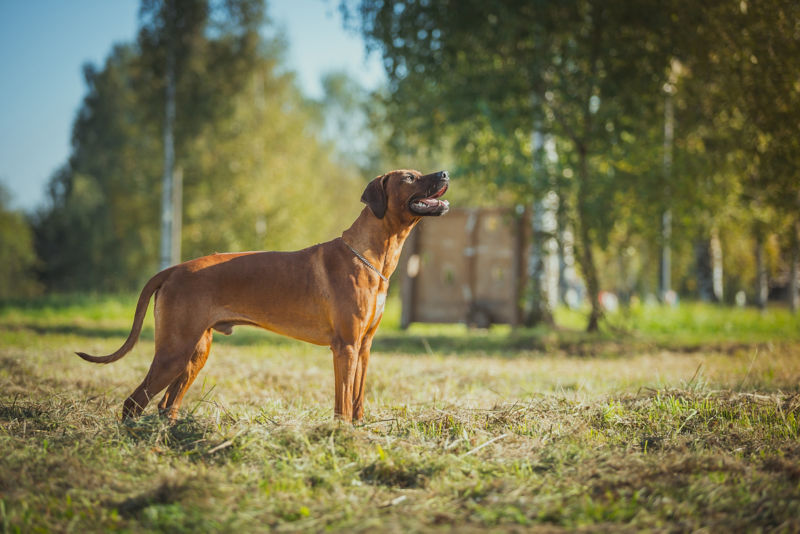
[
  {"xmin": 331, "ymin": 336, "xmax": 360, "ymax": 422},
  {"xmin": 352, "ymin": 329, "xmax": 376, "ymax": 422}
]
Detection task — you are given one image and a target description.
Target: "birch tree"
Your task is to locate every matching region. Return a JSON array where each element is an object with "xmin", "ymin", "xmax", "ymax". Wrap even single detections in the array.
[{"xmin": 344, "ymin": 0, "xmax": 676, "ymax": 330}]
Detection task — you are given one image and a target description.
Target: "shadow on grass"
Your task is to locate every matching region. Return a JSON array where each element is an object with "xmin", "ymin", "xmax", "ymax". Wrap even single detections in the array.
[
  {"xmin": 8, "ymin": 321, "xmax": 604, "ymax": 356},
  {"xmin": 121, "ymin": 414, "xmax": 209, "ymax": 451},
  {"xmin": 372, "ymin": 331, "xmax": 760, "ymax": 358},
  {"xmin": 373, "ymin": 332, "xmax": 549, "ymax": 356},
  {"xmin": 3, "ymin": 322, "xmax": 300, "ymax": 348},
  {"xmin": 114, "ymin": 479, "xmax": 189, "ymax": 518},
  {"xmin": 4, "ymin": 323, "xmax": 155, "ymax": 342},
  {"xmin": 0, "ymin": 400, "xmax": 49, "ymax": 421},
  {"xmin": 4, "ymin": 320, "xmax": 761, "ymax": 358},
  {"xmin": 0, "ymin": 293, "xmax": 136, "ymax": 311},
  {"xmin": 371, "ymin": 328, "xmax": 649, "ymax": 358}
]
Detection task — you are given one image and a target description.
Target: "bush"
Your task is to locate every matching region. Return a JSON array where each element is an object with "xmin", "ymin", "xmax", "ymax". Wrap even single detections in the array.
[{"xmin": 0, "ymin": 183, "xmax": 41, "ymax": 299}]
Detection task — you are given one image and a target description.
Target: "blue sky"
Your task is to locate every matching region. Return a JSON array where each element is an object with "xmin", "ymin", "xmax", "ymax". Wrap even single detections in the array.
[{"xmin": 0, "ymin": 0, "xmax": 384, "ymax": 211}]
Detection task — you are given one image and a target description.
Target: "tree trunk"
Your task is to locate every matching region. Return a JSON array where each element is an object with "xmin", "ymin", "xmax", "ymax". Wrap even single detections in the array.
[
  {"xmin": 525, "ymin": 128, "xmax": 558, "ymax": 326},
  {"xmin": 527, "ymin": 191, "xmax": 558, "ymax": 326},
  {"xmin": 694, "ymin": 227, "xmax": 723, "ymax": 302},
  {"xmin": 171, "ymin": 166, "xmax": 183, "ymax": 264},
  {"xmin": 558, "ymin": 222, "xmax": 581, "ymax": 308},
  {"xmin": 790, "ymin": 219, "xmax": 799, "ymax": 313},
  {"xmin": 159, "ymin": 1, "xmax": 177, "ymax": 270},
  {"xmin": 754, "ymin": 229, "xmax": 768, "ymax": 310},
  {"xmin": 659, "ymin": 88, "xmax": 674, "ymax": 301},
  {"xmin": 694, "ymin": 237, "xmax": 713, "ymax": 302},
  {"xmin": 660, "ymin": 209, "xmax": 672, "ymax": 301},
  {"xmin": 575, "ymin": 149, "xmax": 602, "ymax": 332},
  {"xmin": 577, "ymin": 219, "xmax": 602, "ymax": 332},
  {"xmin": 710, "ymin": 227, "xmax": 723, "ymax": 302}
]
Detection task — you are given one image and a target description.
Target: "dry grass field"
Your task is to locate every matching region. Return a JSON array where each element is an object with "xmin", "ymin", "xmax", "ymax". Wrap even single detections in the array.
[{"xmin": 1, "ymin": 295, "xmax": 799, "ymax": 532}]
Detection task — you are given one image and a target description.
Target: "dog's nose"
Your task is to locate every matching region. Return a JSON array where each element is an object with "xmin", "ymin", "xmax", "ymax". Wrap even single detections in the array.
[{"xmin": 439, "ymin": 170, "xmax": 449, "ymax": 180}]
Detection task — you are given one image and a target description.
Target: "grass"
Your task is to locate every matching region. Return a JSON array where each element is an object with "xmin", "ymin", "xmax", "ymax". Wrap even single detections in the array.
[{"xmin": 1, "ymin": 294, "xmax": 799, "ymax": 532}]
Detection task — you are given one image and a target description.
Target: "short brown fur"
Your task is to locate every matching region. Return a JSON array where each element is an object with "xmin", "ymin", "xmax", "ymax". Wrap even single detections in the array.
[{"xmin": 77, "ymin": 169, "xmax": 449, "ymax": 422}]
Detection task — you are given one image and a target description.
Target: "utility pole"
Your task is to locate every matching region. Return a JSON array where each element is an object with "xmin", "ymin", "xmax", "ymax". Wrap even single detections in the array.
[
  {"xmin": 171, "ymin": 166, "xmax": 182, "ymax": 265},
  {"xmin": 159, "ymin": 0, "xmax": 177, "ymax": 271}
]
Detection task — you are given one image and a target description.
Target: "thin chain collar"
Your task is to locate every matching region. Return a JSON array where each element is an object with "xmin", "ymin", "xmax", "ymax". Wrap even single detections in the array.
[{"xmin": 344, "ymin": 242, "xmax": 389, "ymax": 282}]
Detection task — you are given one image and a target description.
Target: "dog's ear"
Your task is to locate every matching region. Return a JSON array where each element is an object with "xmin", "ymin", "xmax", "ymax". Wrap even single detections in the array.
[{"xmin": 361, "ymin": 174, "xmax": 388, "ymax": 219}]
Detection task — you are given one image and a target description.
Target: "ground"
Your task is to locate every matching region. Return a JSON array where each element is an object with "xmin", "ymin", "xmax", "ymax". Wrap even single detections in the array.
[{"xmin": 1, "ymin": 295, "xmax": 799, "ymax": 532}]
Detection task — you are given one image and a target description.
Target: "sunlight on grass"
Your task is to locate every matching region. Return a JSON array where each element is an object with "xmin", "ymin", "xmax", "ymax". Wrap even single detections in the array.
[{"xmin": 1, "ymin": 294, "xmax": 799, "ymax": 532}]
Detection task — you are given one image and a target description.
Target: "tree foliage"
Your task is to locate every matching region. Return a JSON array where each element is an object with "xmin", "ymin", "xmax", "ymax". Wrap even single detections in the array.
[
  {"xmin": 671, "ymin": 0, "xmax": 800, "ymax": 301},
  {"xmin": 344, "ymin": 0, "xmax": 678, "ymax": 330},
  {"xmin": 0, "ymin": 184, "xmax": 41, "ymax": 299},
  {"xmin": 33, "ymin": 0, "xmax": 362, "ymax": 292},
  {"xmin": 343, "ymin": 0, "xmax": 800, "ymax": 322}
]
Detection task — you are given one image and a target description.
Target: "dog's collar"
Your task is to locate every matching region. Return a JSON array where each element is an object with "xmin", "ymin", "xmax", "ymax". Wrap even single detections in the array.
[{"xmin": 344, "ymin": 242, "xmax": 389, "ymax": 283}]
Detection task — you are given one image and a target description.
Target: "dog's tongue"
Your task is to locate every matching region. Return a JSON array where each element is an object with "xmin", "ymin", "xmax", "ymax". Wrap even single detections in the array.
[{"xmin": 430, "ymin": 185, "xmax": 448, "ymax": 199}]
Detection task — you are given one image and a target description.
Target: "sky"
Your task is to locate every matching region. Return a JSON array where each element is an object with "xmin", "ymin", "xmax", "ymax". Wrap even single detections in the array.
[{"xmin": 0, "ymin": 0, "xmax": 385, "ymax": 211}]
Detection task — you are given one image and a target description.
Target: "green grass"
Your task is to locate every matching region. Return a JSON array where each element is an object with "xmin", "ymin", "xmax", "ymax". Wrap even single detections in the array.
[{"xmin": 1, "ymin": 294, "xmax": 799, "ymax": 532}]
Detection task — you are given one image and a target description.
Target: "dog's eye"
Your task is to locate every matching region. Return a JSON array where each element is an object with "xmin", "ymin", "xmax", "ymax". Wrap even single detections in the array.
[{"xmin": 403, "ymin": 174, "xmax": 414, "ymax": 183}]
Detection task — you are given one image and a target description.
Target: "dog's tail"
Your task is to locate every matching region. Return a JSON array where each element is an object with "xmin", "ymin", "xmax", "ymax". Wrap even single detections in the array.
[{"xmin": 76, "ymin": 266, "xmax": 177, "ymax": 364}]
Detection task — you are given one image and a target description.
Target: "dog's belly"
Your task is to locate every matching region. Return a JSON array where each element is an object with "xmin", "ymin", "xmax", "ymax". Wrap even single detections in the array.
[
  {"xmin": 212, "ymin": 318, "xmax": 332, "ymax": 346},
  {"xmin": 197, "ymin": 250, "xmax": 336, "ymax": 346},
  {"xmin": 217, "ymin": 305, "xmax": 333, "ymax": 346},
  {"xmin": 210, "ymin": 315, "xmax": 332, "ymax": 346},
  {"xmin": 208, "ymin": 286, "xmax": 335, "ymax": 347}
]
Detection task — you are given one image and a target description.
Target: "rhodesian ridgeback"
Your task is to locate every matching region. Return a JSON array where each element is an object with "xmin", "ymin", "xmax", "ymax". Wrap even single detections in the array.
[{"xmin": 78, "ymin": 169, "xmax": 449, "ymax": 422}]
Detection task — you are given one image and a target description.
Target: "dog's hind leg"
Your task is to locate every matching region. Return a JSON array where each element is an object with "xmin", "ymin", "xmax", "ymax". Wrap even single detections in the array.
[
  {"xmin": 122, "ymin": 335, "xmax": 202, "ymax": 420},
  {"xmin": 157, "ymin": 329, "xmax": 213, "ymax": 420}
]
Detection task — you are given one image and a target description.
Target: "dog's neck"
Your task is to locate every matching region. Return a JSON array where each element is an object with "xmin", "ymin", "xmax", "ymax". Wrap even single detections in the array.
[{"xmin": 341, "ymin": 207, "xmax": 420, "ymax": 282}]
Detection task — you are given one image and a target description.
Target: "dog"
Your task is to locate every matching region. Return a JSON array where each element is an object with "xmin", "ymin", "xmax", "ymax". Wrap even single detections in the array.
[{"xmin": 77, "ymin": 169, "xmax": 449, "ymax": 422}]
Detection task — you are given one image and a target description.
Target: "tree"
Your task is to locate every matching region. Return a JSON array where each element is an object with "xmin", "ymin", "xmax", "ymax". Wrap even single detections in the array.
[
  {"xmin": 34, "ymin": 0, "xmax": 362, "ymax": 292},
  {"xmin": 34, "ymin": 45, "xmax": 155, "ymax": 291},
  {"xmin": 673, "ymin": 0, "xmax": 800, "ymax": 308},
  {"xmin": 0, "ymin": 183, "xmax": 41, "ymax": 299},
  {"xmin": 136, "ymin": 0, "xmax": 266, "ymax": 268},
  {"xmin": 344, "ymin": 0, "xmax": 677, "ymax": 330}
]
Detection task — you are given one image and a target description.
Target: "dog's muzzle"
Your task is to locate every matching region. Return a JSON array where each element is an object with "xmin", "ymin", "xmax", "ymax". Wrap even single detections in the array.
[{"xmin": 410, "ymin": 171, "xmax": 450, "ymax": 216}]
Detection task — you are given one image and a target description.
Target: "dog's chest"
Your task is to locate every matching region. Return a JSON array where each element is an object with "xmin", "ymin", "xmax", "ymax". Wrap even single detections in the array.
[{"xmin": 371, "ymin": 292, "xmax": 387, "ymax": 328}]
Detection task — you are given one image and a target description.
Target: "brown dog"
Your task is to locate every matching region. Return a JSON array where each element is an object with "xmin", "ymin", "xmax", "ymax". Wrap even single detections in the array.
[{"xmin": 77, "ymin": 169, "xmax": 449, "ymax": 422}]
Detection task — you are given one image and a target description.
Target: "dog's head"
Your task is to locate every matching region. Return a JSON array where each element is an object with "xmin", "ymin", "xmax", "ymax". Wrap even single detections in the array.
[{"xmin": 361, "ymin": 169, "xmax": 450, "ymax": 221}]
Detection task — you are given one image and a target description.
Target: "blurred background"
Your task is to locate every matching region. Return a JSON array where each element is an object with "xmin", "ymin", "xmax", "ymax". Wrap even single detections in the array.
[{"xmin": 1, "ymin": 0, "xmax": 798, "ymax": 332}]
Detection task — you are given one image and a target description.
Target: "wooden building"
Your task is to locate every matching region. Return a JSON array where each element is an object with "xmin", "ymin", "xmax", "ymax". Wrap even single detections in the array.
[{"xmin": 399, "ymin": 207, "xmax": 530, "ymax": 328}]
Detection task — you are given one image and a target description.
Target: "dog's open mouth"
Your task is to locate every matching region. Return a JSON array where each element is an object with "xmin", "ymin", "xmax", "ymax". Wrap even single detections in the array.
[{"xmin": 410, "ymin": 184, "xmax": 450, "ymax": 216}]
